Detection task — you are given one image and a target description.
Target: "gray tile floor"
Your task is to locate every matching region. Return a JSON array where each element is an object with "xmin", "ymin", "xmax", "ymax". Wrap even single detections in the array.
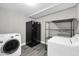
[{"xmin": 21, "ymin": 44, "xmax": 47, "ymax": 56}]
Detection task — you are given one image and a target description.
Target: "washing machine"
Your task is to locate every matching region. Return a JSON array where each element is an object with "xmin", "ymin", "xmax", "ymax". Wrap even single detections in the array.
[{"xmin": 0, "ymin": 33, "xmax": 21, "ymax": 56}]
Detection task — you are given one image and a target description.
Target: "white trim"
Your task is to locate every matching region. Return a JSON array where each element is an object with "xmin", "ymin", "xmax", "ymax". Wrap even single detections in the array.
[
  {"xmin": 41, "ymin": 41, "xmax": 45, "ymax": 44},
  {"xmin": 21, "ymin": 43, "xmax": 25, "ymax": 46},
  {"xmin": 41, "ymin": 41, "xmax": 48, "ymax": 45},
  {"xmin": 30, "ymin": 3, "xmax": 61, "ymax": 17}
]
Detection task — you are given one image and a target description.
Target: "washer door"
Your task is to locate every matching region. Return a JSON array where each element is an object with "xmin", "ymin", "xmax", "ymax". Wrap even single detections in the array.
[{"xmin": 3, "ymin": 39, "xmax": 20, "ymax": 54}]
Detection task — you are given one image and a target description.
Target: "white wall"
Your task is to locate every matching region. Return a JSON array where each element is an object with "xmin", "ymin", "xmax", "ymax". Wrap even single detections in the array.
[
  {"xmin": 0, "ymin": 7, "xmax": 27, "ymax": 44},
  {"xmin": 37, "ymin": 7, "xmax": 77, "ymax": 43},
  {"xmin": 76, "ymin": 4, "xmax": 79, "ymax": 33}
]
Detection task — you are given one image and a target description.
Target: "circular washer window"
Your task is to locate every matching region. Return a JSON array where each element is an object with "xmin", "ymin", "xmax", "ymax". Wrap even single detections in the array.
[{"xmin": 3, "ymin": 39, "xmax": 20, "ymax": 54}]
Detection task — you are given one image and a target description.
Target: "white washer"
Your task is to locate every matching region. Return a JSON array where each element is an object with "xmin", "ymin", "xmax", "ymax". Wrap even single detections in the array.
[
  {"xmin": 0, "ymin": 33, "xmax": 21, "ymax": 56},
  {"xmin": 48, "ymin": 36, "xmax": 79, "ymax": 56}
]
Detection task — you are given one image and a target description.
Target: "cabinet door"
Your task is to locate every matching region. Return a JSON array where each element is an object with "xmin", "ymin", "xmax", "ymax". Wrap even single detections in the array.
[
  {"xmin": 26, "ymin": 22, "xmax": 32, "ymax": 44},
  {"xmin": 36, "ymin": 23, "xmax": 41, "ymax": 42}
]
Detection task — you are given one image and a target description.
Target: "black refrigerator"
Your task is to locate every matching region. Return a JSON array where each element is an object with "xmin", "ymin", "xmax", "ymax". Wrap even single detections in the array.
[{"xmin": 26, "ymin": 21, "xmax": 41, "ymax": 47}]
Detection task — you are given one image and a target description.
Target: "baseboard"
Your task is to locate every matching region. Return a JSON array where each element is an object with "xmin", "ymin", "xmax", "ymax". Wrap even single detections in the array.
[
  {"xmin": 21, "ymin": 43, "xmax": 25, "ymax": 46},
  {"xmin": 41, "ymin": 41, "xmax": 45, "ymax": 44},
  {"xmin": 41, "ymin": 41, "xmax": 48, "ymax": 45}
]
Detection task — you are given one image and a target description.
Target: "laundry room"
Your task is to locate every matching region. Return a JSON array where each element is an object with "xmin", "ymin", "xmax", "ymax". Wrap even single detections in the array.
[{"xmin": 0, "ymin": 2, "xmax": 79, "ymax": 56}]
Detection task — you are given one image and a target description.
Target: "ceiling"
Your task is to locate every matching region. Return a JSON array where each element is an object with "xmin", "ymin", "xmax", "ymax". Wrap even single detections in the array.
[
  {"xmin": 0, "ymin": 3, "xmax": 57, "ymax": 18},
  {"xmin": 30, "ymin": 3, "xmax": 76, "ymax": 19}
]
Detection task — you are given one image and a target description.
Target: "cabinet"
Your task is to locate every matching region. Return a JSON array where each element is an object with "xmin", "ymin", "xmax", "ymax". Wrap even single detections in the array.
[{"xmin": 26, "ymin": 21, "xmax": 41, "ymax": 47}]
